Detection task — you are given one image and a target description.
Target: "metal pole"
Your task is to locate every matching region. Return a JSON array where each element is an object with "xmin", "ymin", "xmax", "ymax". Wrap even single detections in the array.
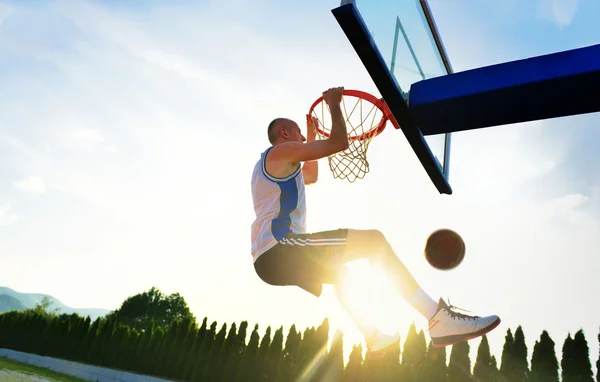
[{"xmin": 420, "ymin": 0, "xmax": 453, "ymax": 179}]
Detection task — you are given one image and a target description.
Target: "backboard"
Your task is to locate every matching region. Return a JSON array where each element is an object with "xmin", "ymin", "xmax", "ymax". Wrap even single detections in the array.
[{"xmin": 333, "ymin": 0, "xmax": 453, "ymax": 194}]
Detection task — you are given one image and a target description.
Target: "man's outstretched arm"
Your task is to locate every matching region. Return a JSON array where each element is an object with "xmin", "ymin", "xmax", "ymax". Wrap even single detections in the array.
[
  {"xmin": 302, "ymin": 114, "xmax": 319, "ymax": 185},
  {"xmin": 268, "ymin": 87, "xmax": 348, "ymax": 164}
]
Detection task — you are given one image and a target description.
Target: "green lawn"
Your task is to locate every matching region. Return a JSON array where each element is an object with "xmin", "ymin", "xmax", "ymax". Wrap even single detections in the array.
[{"xmin": 0, "ymin": 357, "xmax": 88, "ymax": 382}]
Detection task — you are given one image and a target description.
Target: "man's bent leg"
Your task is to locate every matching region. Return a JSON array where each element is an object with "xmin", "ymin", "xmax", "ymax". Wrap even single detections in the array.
[{"xmin": 341, "ymin": 229, "xmax": 501, "ymax": 348}]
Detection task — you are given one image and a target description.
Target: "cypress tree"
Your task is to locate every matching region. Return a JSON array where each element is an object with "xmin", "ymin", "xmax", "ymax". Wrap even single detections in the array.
[
  {"xmin": 490, "ymin": 355, "xmax": 500, "ymax": 381},
  {"xmin": 448, "ymin": 341, "xmax": 471, "ymax": 382},
  {"xmin": 424, "ymin": 339, "xmax": 447, "ymax": 382},
  {"xmin": 314, "ymin": 318, "xmax": 330, "ymax": 357},
  {"xmin": 512, "ymin": 326, "xmax": 529, "ymax": 381},
  {"xmin": 530, "ymin": 330, "xmax": 559, "ymax": 382},
  {"xmin": 596, "ymin": 329, "xmax": 599, "ymax": 382},
  {"xmin": 562, "ymin": 333, "xmax": 575, "ymax": 382},
  {"xmin": 292, "ymin": 326, "xmax": 315, "ymax": 379},
  {"xmin": 159, "ymin": 318, "xmax": 184, "ymax": 378},
  {"xmin": 152, "ymin": 321, "xmax": 174, "ymax": 376},
  {"xmin": 212, "ymin": 322, "xmax": 238, "ymax": 381},
  {"xmin": 175, "ymin": 318, "xmax": 199, "ymax": 380},
  {"xmin": 255, "ymin": 325, "xmax": 273, "ymax": 380},
  {"xmin": 122, "ymin": 329, "xmax": 140, "ymax": 372},
  {"xmin": 190, "ymin": 320, "xmax": 217, "ymax": 381},
  {"xmin": 474, "ymin": 335, "xmax": 496, "ymax": 381},
  {"xmin": 182, "ymin": 317, "xmax": 207, "ymax": 381},
  {"xmin": 112, "ymin": 324, "xmax": 131, "ymax": 370},
  {"xmin": 500, "ymin": 328, "xmax": 515, "ymax": 380},
  {"xmin": 84, "ymin": 318, "xmax": 102, "ymax": 364},
  {"xmin": 132, "ymin": 324, "xmax": 153, "ymax": 373},
  {"xmin": 146, "ymin": 326, "xmax": 165, "ymax": 375},
  {"xmin": 572, "ymin": 329, "xmax": 594, "ymax": 382},
  {"xmin": 73, "ymin": 316, "xmax": 91, "ymax": 362},
  {"xmin": 222, "ymin": 320, "xmax": 248, "ymax": 382},
  {"xmin": 165, "ymin": 317, "xmax": 194, "ymax": 379},
  {"xmin": 100, "ymin": 315, "xmax": 119, "ymax": 367},
  {"xmin": 278, "ymin": 324, "xmax": 301, "ymax": 381},
  {"xmin": 342, "ymin": 344, "xmax": 364, "ymax": 382},
  {"xmin": 323, "ymin": 330, "xmax": 344, "ymax": 382},
  {"xmin": 200, "ymin": 322, "xmax": 227, "ymax": 381},
  {"xmin": 236, "ymin": 323, "xmax": 260, "ymax": 382},
  {"xmin": 402, "ymin": 322, "xmax": 427, "ymax": 380},
  {"xmin": 310, "ymin": 319, "xmax": 332, "ymax": 381},
  {"xmin": 264, "ymin": 325, "xmax": 284, "ymax": 380},
  {"xmin": 379, "ymin": 332, "xmax": 402, "ymax": 381}
]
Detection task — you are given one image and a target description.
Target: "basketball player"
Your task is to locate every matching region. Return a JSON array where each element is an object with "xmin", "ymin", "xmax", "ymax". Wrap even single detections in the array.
[{"xmin": 250, "ymin": 86, "xmax": 500, "ymax": 355}]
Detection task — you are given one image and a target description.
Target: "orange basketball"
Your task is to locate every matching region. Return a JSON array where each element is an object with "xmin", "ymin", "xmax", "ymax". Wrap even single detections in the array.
[{"xmin": 424, "ymin": 229, "xmax": 466, "ymax": 270}]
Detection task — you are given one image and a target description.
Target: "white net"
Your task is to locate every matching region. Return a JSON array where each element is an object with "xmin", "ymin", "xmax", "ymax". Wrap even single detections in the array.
[{"xmin": 310, "ymin": 92, "xmax": 389, "ymax": 182}]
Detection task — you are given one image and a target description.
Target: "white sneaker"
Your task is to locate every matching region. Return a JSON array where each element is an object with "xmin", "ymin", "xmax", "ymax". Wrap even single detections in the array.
[
  {"xmin": 428, "ymin": 298, "xmax": 501, "ymax": 348},
  {"xmin": 365, "ymin": 332, "xmax": 400, "ymax": 358}
]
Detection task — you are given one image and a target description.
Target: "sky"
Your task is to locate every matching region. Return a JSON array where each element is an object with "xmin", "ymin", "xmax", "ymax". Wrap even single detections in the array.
[{"xmin": 1, "ymin": 0, "xmax": 599, "ymax": 373}]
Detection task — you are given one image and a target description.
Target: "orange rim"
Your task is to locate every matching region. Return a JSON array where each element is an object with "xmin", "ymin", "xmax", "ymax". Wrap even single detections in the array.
[{"xmin": 308, "ymin": 89, "xmax": 399, "ymax": 141}]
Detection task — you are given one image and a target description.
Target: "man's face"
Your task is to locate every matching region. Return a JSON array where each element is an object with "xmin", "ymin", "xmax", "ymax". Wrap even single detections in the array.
[{"xmin": 282, "ymin": 120, "xmax": 306, "ymax": 143}]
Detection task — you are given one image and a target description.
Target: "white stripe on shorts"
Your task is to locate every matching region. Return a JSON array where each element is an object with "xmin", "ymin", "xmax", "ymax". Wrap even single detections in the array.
[{"xmin": 279, "ymin": 237, "xmax": 347, "ymax": 246}]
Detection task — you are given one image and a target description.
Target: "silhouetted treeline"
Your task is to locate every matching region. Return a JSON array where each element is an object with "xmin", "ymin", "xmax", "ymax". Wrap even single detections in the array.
[{"xmin": 0, "ymin": 309, "xmax": 598, "ymax": 381}]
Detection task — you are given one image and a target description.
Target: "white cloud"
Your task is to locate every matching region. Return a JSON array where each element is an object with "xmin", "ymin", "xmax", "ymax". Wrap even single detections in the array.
[
  {"xmin": 0, "ymin": 205, "xmax": 17, "ymax": 227},
  {"xmin": 0, "ymin": 3, "xmax": 15, "ymax": 26},
  {"xmin": 449, "ymin": 120, "xmax": 563, "ymax": 202},
  {"xmin": 141, "ymin": 49, "xmax": 207, "ymax": 81},
  {"xmin": 541, "ymin": 193, "xmax": 597, "ymax": 227},
  {"xmin": 14, "ymin": 176, "xmax": 46, "ymax": 194},
  {"xmin": 538, "ymin": 0, "xmax": 579, "ymax": 28},
  {"xmin": 0, "ymin": 132, "xmax": 37, "ymax": 157},
  {"xmin": 66, "ymin": 128, "xmax": 105, "ymax": 151}
]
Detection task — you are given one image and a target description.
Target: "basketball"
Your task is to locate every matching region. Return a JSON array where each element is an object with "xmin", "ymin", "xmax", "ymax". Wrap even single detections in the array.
[{"xmin": 424, "ymin": 229, "xmax": 466, "ymax": 270}]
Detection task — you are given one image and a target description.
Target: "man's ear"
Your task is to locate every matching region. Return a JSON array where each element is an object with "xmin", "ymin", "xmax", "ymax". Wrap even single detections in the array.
[{"xmin": 281, "ymin": 127, "xmax": 288, "ymax": 137}]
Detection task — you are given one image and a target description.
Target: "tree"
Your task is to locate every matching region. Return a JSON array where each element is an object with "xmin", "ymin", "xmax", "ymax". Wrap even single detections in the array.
[
  {"xmin": 500, "ymin": 328, "xmax": 515, "ymax": 380},
  {"xmin": 236, "ymin": 323, "xmax": 260, "ymax": 381},
  {"xmin": 530, "ymin": 330, "xmax": 559, "ymax": 382},
  {"xmin": 596, "ymin": 329, "xmax": 599, "ymax": 382},
  {"xmin": 562, "ymin": 333, "xmax": 575, "ymax": 382},
  {"xmin": 448, "ymin": 341, "xmax": 471, "ymax": 382},
  {"xmin": 342, "ymin": 344, "xmax": 363, "ymax": 382},
  {"xmin": 29, "ymin": 296, "xmax": 60, "ymax": 317},
  {"xmin": 424, "ymin": 340, "xmax": 447, "ymax": 382},
  {"xmin": 323, "ymin": 329, "xmax": 344, "ymax": 382},
  {"xmin": 109, "ymin": 287, "xmax": 195, "ymax": 332},
  {"xmin": 278, "ymin": 324, "xmax": 301, "ymax": 381},
  {"xmin": 512, "ymin": 326, "xmax": 529, "ymax": 381},
  {"xmin": 474, "ymin": 335, "xmax": 498, "ymax": 381},
  {"xmin": 402, "ymin": 322, "xmax": 427, "ymax": 380},
  {"xmin": 571, "ymin": 329, "xmax": 594, "ymax": 382}
]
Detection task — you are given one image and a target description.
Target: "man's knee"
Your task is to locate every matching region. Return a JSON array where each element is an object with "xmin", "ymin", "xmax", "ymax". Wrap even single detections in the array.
[
  {"xmin": 348, "ymin": 228, "xmax": 387, "ymax": 246},
  {"xmin": 345, "ymin": 229, "xmax": 390, "ymax": 262}
]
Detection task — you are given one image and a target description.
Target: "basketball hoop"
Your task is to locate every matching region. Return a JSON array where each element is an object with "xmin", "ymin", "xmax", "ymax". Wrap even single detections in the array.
[{"xmin": 308, "ymin": 89, "xmax": 399, "ymax": 182}]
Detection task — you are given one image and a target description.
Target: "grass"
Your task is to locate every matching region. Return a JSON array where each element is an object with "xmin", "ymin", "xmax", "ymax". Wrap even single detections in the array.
[{"xmin": 0, "ymin": 357, "xmax": 88, "ymax": 382}]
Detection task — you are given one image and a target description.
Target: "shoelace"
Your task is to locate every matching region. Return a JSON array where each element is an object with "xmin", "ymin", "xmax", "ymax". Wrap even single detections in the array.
[
  {"xmin": 446, "ymin": 298, "xmax": 479, "ymax": 321},
  {"xmin": 366, "ymin": 336, "xmax": 378, "ymax": 348}
]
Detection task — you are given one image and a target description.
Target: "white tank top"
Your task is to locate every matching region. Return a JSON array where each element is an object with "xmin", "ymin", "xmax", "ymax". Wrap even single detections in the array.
[{"xmin": 250, "ymin": 147, "xmax": 306, "ymax": 262}]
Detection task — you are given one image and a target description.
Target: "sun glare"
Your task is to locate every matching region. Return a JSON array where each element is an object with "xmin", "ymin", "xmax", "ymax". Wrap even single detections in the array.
[{"xmin": 336, "ymin": 259, "xmax": 419, "ymax": 337}]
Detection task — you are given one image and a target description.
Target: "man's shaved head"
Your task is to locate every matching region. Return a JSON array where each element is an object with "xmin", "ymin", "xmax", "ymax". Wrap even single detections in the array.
[
  {"xmin": 267, "ymin": 118, "xmax": 283, "ymax": 144},
  {"xmin": 267, "ymin": 118, "xmax": 291, "ymax": 144}
]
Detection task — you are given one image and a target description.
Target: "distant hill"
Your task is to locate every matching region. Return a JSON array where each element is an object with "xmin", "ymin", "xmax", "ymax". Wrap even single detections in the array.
[
  {"xmin": 0, "ymin": 294, "xmax": 26, "ymax": 313},
  {"xmin": 0, "ymin": 286, "xmax": 111, "ymax": 321}
]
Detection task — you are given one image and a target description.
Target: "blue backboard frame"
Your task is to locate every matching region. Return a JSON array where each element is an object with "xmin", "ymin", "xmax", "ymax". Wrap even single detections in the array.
[{"xmin": 332, "ymin": 1, "xmax": 453, "ymax": 194}]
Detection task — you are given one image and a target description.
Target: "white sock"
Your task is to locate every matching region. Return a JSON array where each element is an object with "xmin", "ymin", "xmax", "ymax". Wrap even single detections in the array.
[{"xmin": 407, "ymin": 288, "xmax": 439, "ymax": 320}]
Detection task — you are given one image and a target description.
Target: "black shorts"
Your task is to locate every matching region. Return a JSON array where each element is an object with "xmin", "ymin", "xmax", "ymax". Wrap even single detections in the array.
[{"xmin": 254, "ymin": 229, "xmax": 349, "ymax": 297}]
